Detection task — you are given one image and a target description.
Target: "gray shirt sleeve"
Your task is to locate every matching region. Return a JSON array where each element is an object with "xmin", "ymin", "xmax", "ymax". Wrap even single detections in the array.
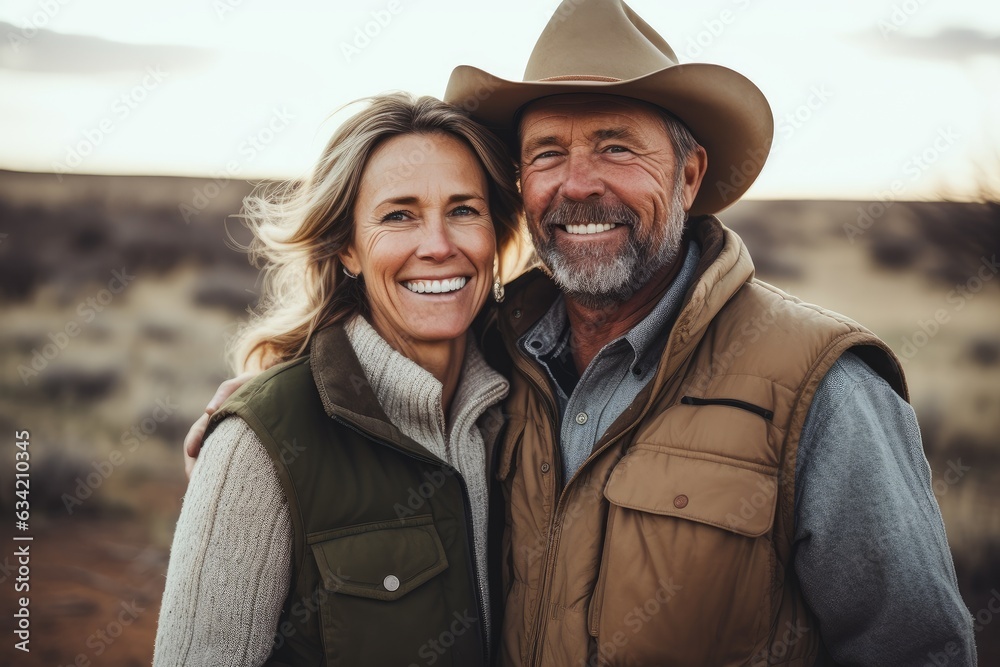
[
  {"xmin": 154, "ymin": 416, "xmax": 292, "ymax": 667},
  {"xmin": 793, "ymin": 352, "xmax": 976, "ymax": 666}
]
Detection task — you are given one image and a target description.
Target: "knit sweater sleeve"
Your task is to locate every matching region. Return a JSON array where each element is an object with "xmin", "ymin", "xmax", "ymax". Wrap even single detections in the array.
[{"xmin": 154, "ymin": 416, "xmax": 292, "ymax": 667}]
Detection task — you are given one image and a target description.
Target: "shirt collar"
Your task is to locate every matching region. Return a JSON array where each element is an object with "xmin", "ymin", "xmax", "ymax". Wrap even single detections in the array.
[
  {"xmin": 624, "ymin": 240, "xmax": 701, "ymax": 368},
  {"xmin": 521, "ymin": 240, "xmax": 702, "ymax": 369}
]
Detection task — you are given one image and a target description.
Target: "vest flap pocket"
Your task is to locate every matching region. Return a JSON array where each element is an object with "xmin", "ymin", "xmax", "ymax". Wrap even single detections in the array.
[
  {"xmin": 308, "ymin": 514, "xmax": 449, "ymax": 601},
  {"xmin": 604, "ymin": 445, "xmax": 778, "ymax": 538}
]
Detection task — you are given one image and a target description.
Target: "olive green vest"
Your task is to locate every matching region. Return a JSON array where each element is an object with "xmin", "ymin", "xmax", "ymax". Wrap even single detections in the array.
[{"xmin": 207, "ymin": 325, "xmax": 494, "ymax": 667}]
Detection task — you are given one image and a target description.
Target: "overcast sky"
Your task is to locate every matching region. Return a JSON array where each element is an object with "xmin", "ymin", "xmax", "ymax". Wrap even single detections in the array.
[{"xmin": 0, "ymin": 0, "xmax": 997, "ymax": 200}]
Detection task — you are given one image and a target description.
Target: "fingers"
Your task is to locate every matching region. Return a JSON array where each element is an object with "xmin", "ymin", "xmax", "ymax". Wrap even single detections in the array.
[
  {"xmin": 206, "ymin": 371, "xmax": 257, "ymax": 414},
  {"xmin": 185, "ymin": 372, "xmax": 256, "ymax": 480},
  {"xmin": 183, "ymin": 413, "xmax": 211, "ymax": 479},
  {"xmin": 185, "ymin": 412, "xmax": 210, "ymax": 458},
  {"xmin": 185, "ymin": 448, "xmax": 198, "ymax": 479}
]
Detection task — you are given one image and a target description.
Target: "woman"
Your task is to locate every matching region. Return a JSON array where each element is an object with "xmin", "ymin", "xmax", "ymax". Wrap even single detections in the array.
[{"xmin": 153, "ymin": 93, "xmax": 522, "ymax": 666}]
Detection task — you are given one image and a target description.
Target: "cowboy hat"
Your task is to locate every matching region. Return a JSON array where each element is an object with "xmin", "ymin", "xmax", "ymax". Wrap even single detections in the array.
[{"xmin": 444, "ymin": 0, "xmax": 773, "ymax": 215}]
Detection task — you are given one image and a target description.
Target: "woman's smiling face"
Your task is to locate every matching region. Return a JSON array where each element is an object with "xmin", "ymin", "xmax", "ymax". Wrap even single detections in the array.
[{"xmin": 341, "ymin": 132, "xmax": 496, "ymax": 351}]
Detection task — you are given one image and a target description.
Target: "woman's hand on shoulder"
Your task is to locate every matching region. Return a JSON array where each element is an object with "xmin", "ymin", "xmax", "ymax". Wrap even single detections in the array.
[{"xmin": 183, "ymin": 372, "xmax": 257, "ymax": 479}]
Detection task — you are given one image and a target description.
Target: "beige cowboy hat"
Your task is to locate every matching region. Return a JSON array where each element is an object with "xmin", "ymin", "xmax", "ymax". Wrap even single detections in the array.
[{"xmin": 444, "ymin": 0, "xmax": 773, "ymax": 215}]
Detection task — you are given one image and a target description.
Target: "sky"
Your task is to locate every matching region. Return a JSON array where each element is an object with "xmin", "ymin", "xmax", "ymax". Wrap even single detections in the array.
[{"xmin": 0, "ymin": 0, "xmax": 998, "ymax": 201}]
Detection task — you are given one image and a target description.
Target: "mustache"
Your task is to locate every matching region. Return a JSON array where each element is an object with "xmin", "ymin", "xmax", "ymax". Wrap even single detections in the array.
[{"xmin": 541, "ymin": 200, "xmax": 641, "ymax": 229}]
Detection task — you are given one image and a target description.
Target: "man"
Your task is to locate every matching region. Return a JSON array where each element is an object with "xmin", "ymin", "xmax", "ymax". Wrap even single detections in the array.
[{"xmin": 185, "ymin": 1, "xmax": 975, "ymax": 664}]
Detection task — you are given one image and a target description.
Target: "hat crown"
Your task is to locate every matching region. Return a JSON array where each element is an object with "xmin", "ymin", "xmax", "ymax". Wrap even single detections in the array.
[
  {"xmin": 524, "ymin": 0, "xmax": 679, "ymax": 82},
  {"xmin": 443, "ymin": 0, "xmax": 773, "ymax": 215}
]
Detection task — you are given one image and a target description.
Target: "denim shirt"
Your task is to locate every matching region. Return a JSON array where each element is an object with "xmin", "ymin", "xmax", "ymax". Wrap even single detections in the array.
[
  {"xmin": 519, "ymin": 241, "xmax": 701, "ymax": 482},
  {"xmin": 519, "ymin": 243, "xmax": 976, "ymax": 665}
]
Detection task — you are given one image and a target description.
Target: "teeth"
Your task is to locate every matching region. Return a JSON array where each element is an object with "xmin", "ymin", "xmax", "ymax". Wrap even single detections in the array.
[
  {"xmin": 564, "ymin": 223, "xmax": 617, "ymax": 235},
  {"xmin": 403, "ymin": 277, "xmax": 468, "ymax": 294}
]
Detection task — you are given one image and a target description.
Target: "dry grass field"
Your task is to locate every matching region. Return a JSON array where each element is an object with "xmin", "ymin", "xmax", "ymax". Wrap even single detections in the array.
[{"xmin": 0, "ymin": 169, "xmax": 997, "ymax": 664}]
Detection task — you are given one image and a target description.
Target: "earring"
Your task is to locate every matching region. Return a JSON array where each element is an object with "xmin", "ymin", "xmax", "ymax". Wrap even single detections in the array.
[
  {"xmin": 493, "ymin": 277, "xmax": 505, "ymax": 303},
  {"xmin": 342, "ymin": 266, "xmax": 358, "ymax": 279}
]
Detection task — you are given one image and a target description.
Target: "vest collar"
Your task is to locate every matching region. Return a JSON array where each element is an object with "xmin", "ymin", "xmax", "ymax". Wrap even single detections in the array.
[
  {"xmin": 496, "ymin": 215, "xmax": 755, "ymax": 443},
  {"xmin": 664, "ymin": 215, "xmax": 753, "ymax": 357},
  {"xmin": 500, "ymin": 215, "xmax": 752, "ymax": 345},
  {"xmin": 309, "ymin": 324, "xmax": 441, "ymax": 462},
  {"xmin": 643, "ymin": 216, "xmax": 754, "ymax": 398}
]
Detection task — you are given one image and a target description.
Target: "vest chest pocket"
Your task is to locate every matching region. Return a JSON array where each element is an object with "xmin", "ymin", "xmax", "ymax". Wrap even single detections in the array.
[
  {"xmin": 603, "ymin": 444, "xmax": 778, "ymax": 537},
  {"xmin": 309, "ymin": 515, "xmax": 449, "ymax": 600},
  {"xmin": 587, "ymin": 445, "xmax": 779, "ymax": 664},
  {"xmin": 307, "ymin": 515, "xmax": 459, "ymax": 665}
]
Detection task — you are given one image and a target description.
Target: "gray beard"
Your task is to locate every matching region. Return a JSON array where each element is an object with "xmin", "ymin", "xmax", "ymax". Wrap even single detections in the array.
[{"xmin": 532, "ymin": 182, "xmax": 687, "ymax": 310}]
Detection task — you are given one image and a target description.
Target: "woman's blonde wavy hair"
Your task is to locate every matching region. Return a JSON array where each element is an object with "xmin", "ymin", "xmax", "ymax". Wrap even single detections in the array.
[{"xmin": 229, "ymin": 92, "xmax": 525, "ymax": 374}]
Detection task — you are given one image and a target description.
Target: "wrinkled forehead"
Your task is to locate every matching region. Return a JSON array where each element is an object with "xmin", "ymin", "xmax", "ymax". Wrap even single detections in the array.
[{"xmin": 517, "ymin": 94, "xmax": 667, "ymax": 139}]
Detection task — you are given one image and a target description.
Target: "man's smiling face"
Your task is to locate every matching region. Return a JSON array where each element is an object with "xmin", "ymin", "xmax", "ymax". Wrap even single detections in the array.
[{"xmin": 518, "ymin": 94, "xmax": 704, "ymax": 308}]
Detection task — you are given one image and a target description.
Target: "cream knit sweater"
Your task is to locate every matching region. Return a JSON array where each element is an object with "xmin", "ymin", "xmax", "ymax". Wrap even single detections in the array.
[{"xmin": 153, "ymin": 317, "xmax": 508, "ymax": 666}]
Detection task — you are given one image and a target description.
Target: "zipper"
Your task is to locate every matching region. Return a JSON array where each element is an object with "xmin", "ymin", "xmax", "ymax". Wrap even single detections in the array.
[
  {"xmin": 530, "ymin": 379, "xmax": 679, "ymax": 664},
  {"xmin": 457, "ymin": 459, "xmax": 491, "ymax": 664},
  {"xmin": 680, "ymin": 395, "xmax": 774, "ymax": 420},
  {"xmin": 503, "ymin": 339, "xmax": 563, "ymax": 666},
  {"xmin": 331, "ymin": 415, "xmax": 491, "ymax": 666}
]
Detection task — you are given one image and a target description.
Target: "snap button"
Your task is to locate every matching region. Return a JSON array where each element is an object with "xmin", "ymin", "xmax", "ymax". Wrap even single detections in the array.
[
  {"xmin": 529, "ymin": 340, "xmax": 542, "ymax": 349},
  {"xmin": 540, "ymin": 462, "xmax": 550, "ymax": 473},
  {"xmin": 632, "ymin": 366, "xmax": 642, "ymax": 376},
  {"xmin": 575, "ymin": 412, "xmax": 588, "ymax": 425},
  {"xmin": 513, "ymin": 309, "xmax": 522, "ymax": 319},
  {"xmin": 383, "ymin": 574, "xmax": 400, "ymax": 592},
  {"xmin": 673, "ymin": 494, "xmax": 688, "ymax": 509}
]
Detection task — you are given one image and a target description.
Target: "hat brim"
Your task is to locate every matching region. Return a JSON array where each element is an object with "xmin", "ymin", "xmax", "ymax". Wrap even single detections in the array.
[{"xmin": 445, "ymin": 63, "xmax": 773, "ymax": 216}]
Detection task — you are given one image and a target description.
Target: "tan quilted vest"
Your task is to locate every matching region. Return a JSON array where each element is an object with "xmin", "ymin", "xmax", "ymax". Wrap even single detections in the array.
[{"xmin": 491, "ymin": 217, "xmax": 906, "ymax": 666}]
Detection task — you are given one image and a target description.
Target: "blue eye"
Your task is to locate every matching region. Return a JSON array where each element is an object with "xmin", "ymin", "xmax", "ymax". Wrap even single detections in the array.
[
  {"xmin": 451, "ymin": 205, "xmax": 480, "ymax": 216},
  {"xmin": 380, "ymin": 210, "xmax": 408, "ymax": 222}
]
